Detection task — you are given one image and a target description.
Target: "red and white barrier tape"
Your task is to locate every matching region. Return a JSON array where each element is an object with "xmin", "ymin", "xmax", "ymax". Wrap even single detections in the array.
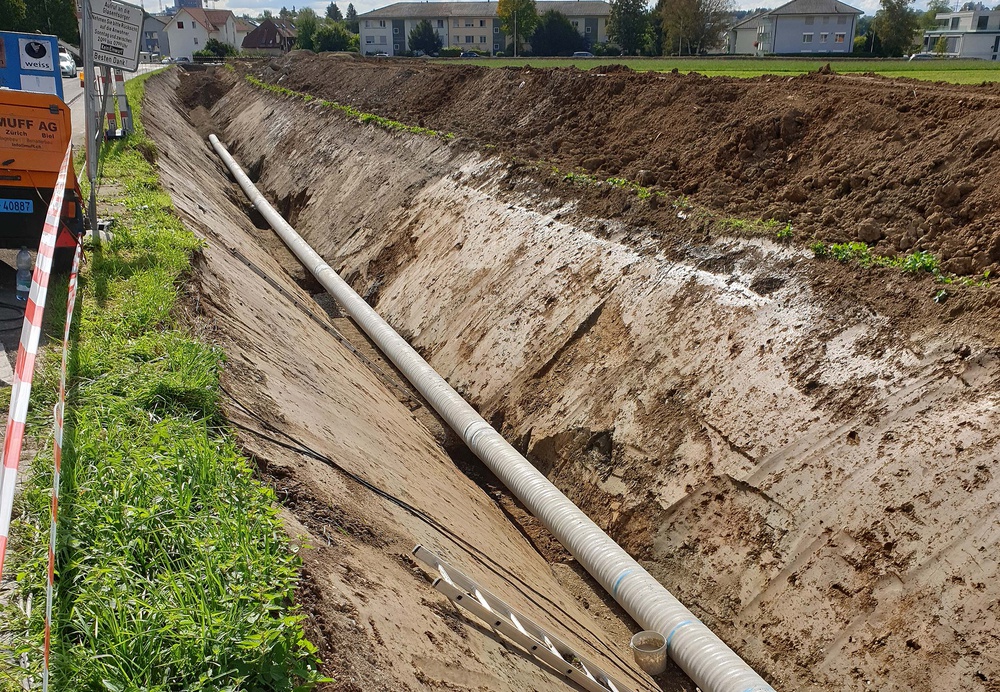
[
  {"xmin": 42, "ymin": 242, "xmax": 81, "ymax": 692},
  {"xmin": 0, "ymin": 142, "xmax": 73, "ymax": 580}
]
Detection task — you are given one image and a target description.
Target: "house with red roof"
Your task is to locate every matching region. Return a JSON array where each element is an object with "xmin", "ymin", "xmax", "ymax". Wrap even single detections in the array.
[{"xmin": 242, "ymin": 18, "xmax": 298, "ymax": 55}]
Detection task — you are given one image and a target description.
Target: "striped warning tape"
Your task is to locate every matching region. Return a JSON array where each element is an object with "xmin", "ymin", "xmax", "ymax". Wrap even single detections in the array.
[
  {"xmin": 42, "ymin": 242, "xmax": 81, "ymax": 692},
  {"xmin": 113, "ymin": 69, "xmax": 131, "ymax": 133},
  {"xmin": 0, "ymin": 142, "xmax": 73, "ymax": 580}
]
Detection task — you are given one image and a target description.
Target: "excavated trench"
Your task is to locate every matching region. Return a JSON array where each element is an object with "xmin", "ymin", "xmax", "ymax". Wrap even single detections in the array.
[{"xmin": 153, "ymin": 65, "xmax": 1000, "ymax": 691}]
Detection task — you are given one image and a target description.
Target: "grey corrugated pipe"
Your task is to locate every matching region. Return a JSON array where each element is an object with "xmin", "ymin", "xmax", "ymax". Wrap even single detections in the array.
[{"xmin": 209, "ymin": 134, "xmax": 776, "ymax": 692}]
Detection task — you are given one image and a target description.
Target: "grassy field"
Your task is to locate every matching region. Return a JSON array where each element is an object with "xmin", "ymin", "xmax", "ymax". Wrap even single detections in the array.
[
  {"xmin": 446, "ymin": 56, "xmax": 1000, "ymax": 84},
  {"xmin": 0, "ymin": 71, "xmax": 322, "ymax": 691}
]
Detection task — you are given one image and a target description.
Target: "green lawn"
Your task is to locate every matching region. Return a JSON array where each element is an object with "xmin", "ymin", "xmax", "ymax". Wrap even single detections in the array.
[{"xmin": 444, "ymin": 56, "xmax": 1000, "ymax": 84}]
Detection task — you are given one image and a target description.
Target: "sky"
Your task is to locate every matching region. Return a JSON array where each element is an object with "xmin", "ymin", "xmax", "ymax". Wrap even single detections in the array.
[{"xmin": 212, "ymin": 0, "xmax": 947, "ymax": 23}]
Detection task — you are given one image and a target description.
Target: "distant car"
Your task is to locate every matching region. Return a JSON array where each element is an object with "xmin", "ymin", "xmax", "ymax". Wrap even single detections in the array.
[
  {"xmin": 460, "ymin": 51, "xmax": 479, "ymax": 57},
  {"xmin": 572, "ymin": 51, "xmax": 595, "ymax": 58},
  {"xmin": 373, "ymin": 51, "xmax": 389, "ymax": 57},
  {"xmin": 175, "ymin": 56, "xmax": 191, "ymax": 63},
  {"xmin": 161, "ymin": 56, "xmax": 174, "ymax": 64},
  {"xmin": 908, "ymin": 51, "xmax": 957, "ymax": 60},
  {"xmin": 59, "ymin": 53, "xmax": 76, "ymax": 77}
]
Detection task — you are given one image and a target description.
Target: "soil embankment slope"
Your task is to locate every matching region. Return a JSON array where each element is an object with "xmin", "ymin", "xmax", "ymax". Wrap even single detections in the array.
[
  {"xmin": 144, "ymin": 68, "xmax": 666, "ymax": 692},
  {"xmin": 155, "ymin": 60, "xmax": 1000, "ymax": 692}
]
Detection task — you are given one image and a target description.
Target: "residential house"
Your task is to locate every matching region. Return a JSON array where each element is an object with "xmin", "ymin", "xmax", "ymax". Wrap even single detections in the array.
[
  {"xmin": 728, "ymin": 0, "xmax": 862, "ymax": 55},
  {"xmin": 357, "ymin": 1, "xmax": 610, "ymax": 56},
  {"xmin": 163, "ymin": 8, "xmax": 242, "ymax": 59},
  {"xmin": 242, "ymin": 18, "xmax": 297, "ymax": 54},
  {"xmin": 142, "ymin": 15, "xmax": 170, "ymax": 58},
  {"xmin": 920, "ymin": 9, "xmax": 1000, "ymax": 60},
  {"xmin": 235, "ymin": 17, "xmax": 257, "ymax": 48}
]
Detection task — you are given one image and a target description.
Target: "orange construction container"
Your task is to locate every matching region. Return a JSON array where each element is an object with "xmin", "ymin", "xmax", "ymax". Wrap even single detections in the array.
[{"xmin": 0, "ymin": 89, "xmax": 83, "ymax": 266}]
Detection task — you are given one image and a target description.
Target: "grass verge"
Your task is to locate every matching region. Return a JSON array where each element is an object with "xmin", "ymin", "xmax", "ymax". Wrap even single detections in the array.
[{"xmin": 0, "ymin": 71, "xmax": 322, "ymax": 691}]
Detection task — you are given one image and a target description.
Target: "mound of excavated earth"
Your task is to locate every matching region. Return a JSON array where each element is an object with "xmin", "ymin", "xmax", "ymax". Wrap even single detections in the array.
[{"xmin": 152, "ymin": 61, "xmax": 1000, "ymax": 692}]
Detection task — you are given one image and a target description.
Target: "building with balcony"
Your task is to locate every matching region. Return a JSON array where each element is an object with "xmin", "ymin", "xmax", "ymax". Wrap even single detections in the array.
[
  {"xmin": 920, "ymin": 9, "xmax": 1000, "ymax": 60},
  {"xmin": 357, "ymin": 1, "xmax": 610, "ymax": 56},
  {"xmin": 728, "ymin": 0, "xmax": 862, "ymax": 55}
]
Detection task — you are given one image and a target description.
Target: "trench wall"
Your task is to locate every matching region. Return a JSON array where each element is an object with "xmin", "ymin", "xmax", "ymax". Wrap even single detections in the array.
[{"xmin": 213, "ymin": 72, "xmax": 1000, "ymax": 691}]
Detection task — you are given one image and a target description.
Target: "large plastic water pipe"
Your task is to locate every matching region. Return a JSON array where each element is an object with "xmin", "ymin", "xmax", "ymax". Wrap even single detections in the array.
[{"xmin": 209, "ymin": 133, "xmax": 776, "ymax": 692}]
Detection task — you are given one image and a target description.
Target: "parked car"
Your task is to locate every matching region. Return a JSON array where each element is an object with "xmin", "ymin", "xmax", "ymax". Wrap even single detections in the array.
[
  {"xmin": 175, "ymin": 56, "xmax": 191, "ymax": 63},
  {"xmin": 373, "ymin": 52, "xmax": 389, "ymax": 57},
  {"xmin": 59, "ymin": 53, "xmax": 76, "ymax": 77},
  {"xmin": 160, "ymin": 56, "xmax": 174, "ymax": 63},
  {"xmin": 908, "ymin": 52, "xmax": 957, "ymax": 60},
  {"xmin": 572, "ymin": 51, "xmax": 595, "ymax": 58},
  {"xmin": 460, "ymin": 51, "xmax": 479, "ymax": 58}
]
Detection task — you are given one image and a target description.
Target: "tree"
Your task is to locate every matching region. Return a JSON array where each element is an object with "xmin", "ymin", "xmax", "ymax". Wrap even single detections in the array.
[
  {"xmin": 871, "ymin": 0, "xmax": 919, "ymax": 56},
  {"xmin": 326, "ymin": 2, "xmax": 343, "ymax": 20},
  {"xmin": 0, "ymin": 0, "xmax": 26, "ymax": 31},
  {"xmin": 498, "ymin": 0, "xmax": 538, "ymax": 54},
  {"xmin": 609, "ymin": 0, "xmax": 650, "ymax": 55},
  {"xmin": 919, "ymin": 0, "xmax": 950, "ymax": 30},
  {"xmin": 345, "ymin": 3, "xmax": 359, "ymax": 32},
  {"xmin": 314, "ymin": 21, "xmax": 354, "ymax": 51},
  {"xmin": 296, "ymin": 8, "xmax": 319, "ymax": 49},
  {"xmin": 196, "ymin": 37, "xmax": 238, "ymax": 57},
  {"xmin": 15, "ymin": 0, "xmax": 79, "ymax": 42},
  {"xmin": 657, "ymin": 0, "xmax": 731, "ymax": 55},
  {"xmin": 409, "ymin": 19, "xmax": 443, "ymax": 54},
  {"xmin": 530, "ymin": 10, "xmax": 584, "ymax": 55}
]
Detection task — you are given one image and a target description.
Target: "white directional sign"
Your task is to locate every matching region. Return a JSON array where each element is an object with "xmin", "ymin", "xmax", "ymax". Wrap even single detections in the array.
[{"xmin": 89, "ymin": 0, "xmax": 142, "ymax": 72}]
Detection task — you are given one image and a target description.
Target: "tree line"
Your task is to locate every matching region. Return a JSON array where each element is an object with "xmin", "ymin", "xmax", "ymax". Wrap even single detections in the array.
[
  {"xmin": 474, "ymin": 0, "xmax": 1000, "ymax": 58},
  {"xmin": 1, "ymin": 0, "xmax": 79, "ymax": 43}
]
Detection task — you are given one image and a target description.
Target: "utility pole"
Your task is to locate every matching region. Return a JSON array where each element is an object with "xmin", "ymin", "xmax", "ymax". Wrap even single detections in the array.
[{"xmin": 513, "ymin": 10, "xmax": 517, "ymax": 57}]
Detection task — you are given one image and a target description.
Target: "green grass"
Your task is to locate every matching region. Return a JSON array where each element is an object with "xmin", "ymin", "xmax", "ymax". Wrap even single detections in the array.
[
  {"xmin": 0, "ymin": 71, "xmax": 323, "ymax": 691},
  {"xmin": 443, "ymin": 56, "xmax": 1000, "ymax": 84}
]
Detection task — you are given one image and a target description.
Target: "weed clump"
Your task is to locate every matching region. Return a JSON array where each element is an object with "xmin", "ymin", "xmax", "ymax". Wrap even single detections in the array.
[{"xmin": 810, "ymin": 241, "xmax": 990, "ymax": 290}]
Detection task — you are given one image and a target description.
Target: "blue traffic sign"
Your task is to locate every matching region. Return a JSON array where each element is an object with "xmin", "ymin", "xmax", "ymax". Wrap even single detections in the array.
[{"xmin": 0, "ymin": 31, "xmax": 65, "ymax": 100}]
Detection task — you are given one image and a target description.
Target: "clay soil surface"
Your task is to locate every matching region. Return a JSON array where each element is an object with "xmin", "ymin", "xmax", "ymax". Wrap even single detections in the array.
[
  {"xmin": 148, "ymin": 60, "xmax": 1000, "ymax": 692},
  {"xmin": 270, "ymin": 53, "xmax": 1000, "ymax": 278}
]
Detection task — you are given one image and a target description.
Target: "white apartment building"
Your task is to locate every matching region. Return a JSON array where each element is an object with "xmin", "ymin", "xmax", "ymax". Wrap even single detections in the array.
[
  {"xmin": 728, "ymin": 0, "xmax": 862, "ymax": 55},
  {"xmin": 358, "ymin": 1, "xmax": 610, "ymax": 56},
  {"xmin": 920, "ymin": 9, "xmax": 1000, "ymax": 60}
]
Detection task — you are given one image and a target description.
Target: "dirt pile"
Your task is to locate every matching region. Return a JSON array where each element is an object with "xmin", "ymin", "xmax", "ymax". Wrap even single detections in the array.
[{"xmin": 254, "ymin": 53, "xmax": 1000, "ymax": 276}]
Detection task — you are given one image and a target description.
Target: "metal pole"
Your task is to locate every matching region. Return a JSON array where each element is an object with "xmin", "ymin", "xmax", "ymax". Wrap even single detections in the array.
[
  {"xmin": 81, "ymin": 0, "xmax": 98, "ymax": 231},
  {"xmin": 513, "ymin": 10, "xmax": 517, "ymax": 57}
]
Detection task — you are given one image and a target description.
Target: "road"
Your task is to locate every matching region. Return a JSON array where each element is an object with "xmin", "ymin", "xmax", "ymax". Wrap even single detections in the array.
[{"xmin": 64, "ymin": 63, "xmax": 161, "ymax": 147}]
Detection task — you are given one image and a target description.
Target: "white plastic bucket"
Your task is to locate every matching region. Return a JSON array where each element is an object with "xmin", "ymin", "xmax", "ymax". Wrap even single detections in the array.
[{"xmin": 630, "ymin": 630, "xmax": 668, "ymax": 676}]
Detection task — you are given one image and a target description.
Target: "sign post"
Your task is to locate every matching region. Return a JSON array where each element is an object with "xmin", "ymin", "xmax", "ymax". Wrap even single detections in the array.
[
  {"xmin": 90, "ymin": 0, "xmax": 143, "ymax": 73},
  {"xmin": 81, "ymin": 0, "xmax": 141, "ymax": 233}
]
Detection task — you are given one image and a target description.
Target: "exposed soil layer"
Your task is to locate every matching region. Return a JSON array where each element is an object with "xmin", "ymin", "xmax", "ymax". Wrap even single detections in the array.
[
  {"xmin": 154, "ymin": 63, "xmax": 1000, "ymax": 692},
  {"xmin": 262, "ymin": 52, "xmax": 1000, "ymax": 277},
  {"xmin": 147, "ymin": 68, "xmax": 679, "ymax": 692}
]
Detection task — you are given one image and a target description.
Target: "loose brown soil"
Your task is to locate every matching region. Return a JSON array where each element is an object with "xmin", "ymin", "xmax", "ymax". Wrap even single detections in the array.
[
  {"xmin": 149, "ymin": 61, "xmax": 1000, "ymax": 692},
  {"xmin": 265, "ymin": 52, "xmax": 1000, "ymax": 278}
]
